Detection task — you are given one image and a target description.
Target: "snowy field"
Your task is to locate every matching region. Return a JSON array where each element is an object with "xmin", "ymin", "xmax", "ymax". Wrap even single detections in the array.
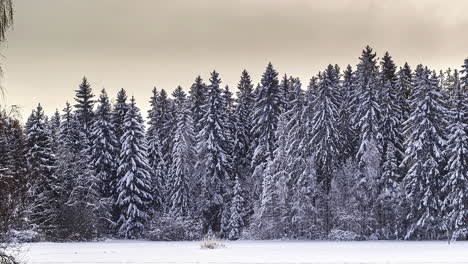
[{"xmin": 15, "ymin": 240, "xmax": 468, "ymax": 264}]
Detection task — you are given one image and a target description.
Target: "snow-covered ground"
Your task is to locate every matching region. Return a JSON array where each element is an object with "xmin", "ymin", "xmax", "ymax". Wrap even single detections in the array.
[{"xmin": 17, "ymin": 240, "xmax": 468, "ymax": 264}]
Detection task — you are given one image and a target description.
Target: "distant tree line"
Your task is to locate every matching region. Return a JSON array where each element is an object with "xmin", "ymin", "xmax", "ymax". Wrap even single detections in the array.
[{"xmin": 0, "ymin": 46, "xmax": 466, "ymax": 242}]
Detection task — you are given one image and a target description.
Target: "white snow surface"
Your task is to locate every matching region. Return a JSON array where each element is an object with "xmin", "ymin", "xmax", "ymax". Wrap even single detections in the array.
[{"xmin": 18, "ymin": 240, "xmax": 468, "ymax": 264}]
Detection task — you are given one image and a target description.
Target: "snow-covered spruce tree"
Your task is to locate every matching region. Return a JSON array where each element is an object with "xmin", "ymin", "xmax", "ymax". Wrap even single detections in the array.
[
  {"xmin": 353, "ymin": 46, "xmax": 382, "ymax": 237},
  {"xmin": 0, "ymin": 119, "xmax": 22, "ymax": 262},
  {"xmin": 112, "ymin": 88, "xmax": 129, "ymax": 146},
  {"xmin": 377, "ymin": 52, "xmax": 405, "ymax": 239},
  {"xmin": 0, "ymin": 112, "xmax": 26, "ymax": 234},
  {"xmin": 228, "ymin": 176, "xmax": 245, "ymax": 240},
  {"xmin": 47, "ymin": 109, "xmax": 61, "ymax": 154},
  {"xmin": 310, "ymin": 65, "xmax": 343, "ymax": 235},
  {"xmin": 232, "ymin": 70, "xmax": 255, "ymax": 221},
  {"xmin": 116, "ymin": 96, "xmax": 153, "ymax": 239},
  {"xmin": 25, "ymin": 104, "xmax": 60, "ymax": 239},
  {"xmin": 146, "ymin": 87, "xmax": 165, "ymax": 213},
  {"xmin": 111, "ymin": 88, "xmax": 129, "ymax": 200},
  {"xmin": 398, "ymin": 63, "xmax": 413, "ymax": 121},
  {"xmin": 195, "ymin": 71, "xmax": 231, "ymax": 235},
  {"xmin": 74, "ymin": 77, "xmax": 95, "ymax": 142},
  {"xmin": 89, "ymin": 89, "xmax": 118, "ymax": 234},
  {"xmin": 338, "ymin": 65, "xmax": 358, "ymax": 158},
  {"xmin": 254, "ymin": 79, "xmax": 306, "ymax": 239},
  {"xmin": 54, "ymin": 103, "xmax": 100, "ymax": 240},
  {"xmin": 442, "ymin": 60, "xmax": 467, "ymax": 241},
  {"xmin": 251, "ymin": 63, "xmax": 282, "ymax": 200},
  {"xmin": 222, "ymin": 85, "xmax": 236, "ymax": 157},
  {"xmin": 189, "ymin": 75, "xmax": 207, "ymax": 134},
  {"xmin": 168, "ymin": 87, "xmax": 196, "ymax": 218},
  {"xmin": 402, "ymin": 65, "xmax": 448, "ymax": 240},
  {"xmin": 147, "ymin": 88, "xmax": 175, "ymax": 213},
  {"xmin": 279, "ymin": 74, "xmax": 293, "ymax": 111},
  {"xmin": 91, "ymin": 89, "xmax": 118, "ymax": 198}
]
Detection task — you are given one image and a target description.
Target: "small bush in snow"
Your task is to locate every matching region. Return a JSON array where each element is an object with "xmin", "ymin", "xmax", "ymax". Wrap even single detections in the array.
[
  {"xmin": 200, "ymin": 235, "xmax": 225, "ymax": 249},
  {"xmin": 328, "ymin": 229, "xmax": 360, "ymax": 241}
]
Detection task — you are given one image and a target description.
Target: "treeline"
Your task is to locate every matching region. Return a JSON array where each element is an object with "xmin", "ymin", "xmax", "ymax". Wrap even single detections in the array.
[{"xmin": 0, "ymin": 46, "xmax": 466, "ymax": 242}]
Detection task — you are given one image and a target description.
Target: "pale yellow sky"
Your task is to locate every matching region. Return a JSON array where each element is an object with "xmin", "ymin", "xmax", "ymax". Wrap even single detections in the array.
[{"xmin": 1, "ymin": 0, "xmax": 467, "ymax": 118}]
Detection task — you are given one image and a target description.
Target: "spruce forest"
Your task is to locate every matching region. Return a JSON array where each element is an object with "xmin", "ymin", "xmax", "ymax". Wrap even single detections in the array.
[{"xmin": 1, "ymin": 46, "xmax": 467, "ymax": 243}]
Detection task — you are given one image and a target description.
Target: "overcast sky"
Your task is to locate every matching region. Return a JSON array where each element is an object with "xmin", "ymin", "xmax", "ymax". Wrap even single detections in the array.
[{"xmin": 2, "ymin": 0, "xmax": 467, "ymax": 117}]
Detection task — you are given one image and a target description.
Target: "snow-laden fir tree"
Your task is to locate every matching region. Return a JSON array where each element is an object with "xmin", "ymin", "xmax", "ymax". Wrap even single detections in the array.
[
  {"xmin": 59, "ymin": 100, "xmax": 103, "ymax": 239},
  {"xmin": 442, "ymin": 60, "xmax": 467, "ymax": 241},
  {"xmin": 310, "ymin": 65, "xmax": 343, "ymax": 235},
  {"xmin": 398, "ymin": 63, "xmax": 413, "ymax": 121},
  {"xmin": 47, "ymin": 109, "xmax": 61, "ymax": 153},
  {"xmin": 195, "ymin": 71, "xmax": 231, "ymax": 234},
  {"xmin": 354, "ymin": 46, "xmax": 382, "ymax": 167},
  {"xmin": 338, "ymin": 65, "xmax": 358, "ymax": 158},
  {"xmin": 352, "ymin": 46, "xmax": 382, "ymax": 237},
  {"xmin": 403, "ymin": 65, "xmax": 448, "ymax": 239},
  {"xmin": 228, "ymin": 176, "xmax": 245, "ymax": 240},
  {"xmin": 232, "ymin": 70, "xmax": 255, "ymax": 220},
  {"xmin": 74, "ymin": 77, "xmax": 95, "ymax": 141},
  {"xmin": 189, "ymin": 75, "xmax": 207, "ymax": 134},
  {"xmin": 91, "ymin": 89, "xmax": 117, "ymax": 198},
  {"xmin": 25, "ymin": 104, "xmax": 59, "ymax": 238},
  {"xmin": 254, "ymin": 78, "xmax": 305, "ymax": 238},
  {"xmin": 168, "ymin": 87, "xmax": 196, "ymax": 218},
  {"xmin": 112, "ymin": 88, "xmax": 129, "ymax": 146},
  {"xmin": 377, "ymin": 52, "xmax": 405, "ymax": 239},
  {"xmin": 146, "ymin": 87, "xmax": 165, "ymax": 212},
  {"xmin": 251, "ymin": 63, "xmax": 282, "ymax": 199},
  {"xmin": 146, "ymin": 88, "xmax": 175, "ymax": 212},
  {"xmin": 116, "ymin": 96, "xmax": 153, "ymax": 239}
]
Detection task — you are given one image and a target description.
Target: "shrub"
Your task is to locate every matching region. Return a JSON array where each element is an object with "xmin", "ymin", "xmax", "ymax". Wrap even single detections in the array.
[{"xmin": 200, "ymin": 235, "xmax": 225, "ymax": 249}]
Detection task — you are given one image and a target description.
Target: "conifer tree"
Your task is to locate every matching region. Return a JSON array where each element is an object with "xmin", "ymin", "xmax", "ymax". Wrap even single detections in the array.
[
  {"xmin": 403, "ymin": 66, "xmax": 447, "ymax": 239},
  {"xmin": 146, "ymin": 87, "xmax": 165, "ymax": 212},
  {"xmin": 377, "ymin": 52, "xmax": 405, "ymax": 238},
  {"xmin": 168, "ymin": 87, "xmax": 196, "ymax": 218},
  {"xmin": 442, "ymin": 60, "xmax": 467, "ymax": 241},
  {"xmin": 251, "ymin": 63, "xmax": 282, "ymax": 199},
  {"xmin": 196, "ymin": 71, "xmax": 231, "ymax": 234},
  {"xmin": 91, "ymin": 89, "xmax": 118, "ymax": 199},
  {"xmin": 25, "ymin": 104, "xmax": 59, "ymax": 238},
  {"xmin": 116, "ymin": 97, "xmax": 153, "ymax": 238},
  {"xmin": 228, "ymin": 176, "xmax": 245, "ymax": 240},
  {"xmin": 74, "ymin": 77, "xmax": 95, "ymax": 141},
  {"xmin": 189, "ymin": 76, "xmax": 207, "ymax": 134}
]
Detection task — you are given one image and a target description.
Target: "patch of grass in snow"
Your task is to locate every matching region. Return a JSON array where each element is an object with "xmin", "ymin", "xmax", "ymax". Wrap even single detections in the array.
[{"xmin": 200, "ymin": 235, "xmax": 225, "ymax": 249}]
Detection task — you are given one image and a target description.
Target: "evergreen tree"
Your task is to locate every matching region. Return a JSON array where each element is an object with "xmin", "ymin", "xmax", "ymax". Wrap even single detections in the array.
[
  {"xmin": 338, "ymin": 65, "xmax": 358, "ymax": 157},
  {"xmin": 442, "ymin": 60, "xmax": 467, "ymax": 241},
  {"xmin": 112, "ymin": 88, "xmax": 129, "ymax": 145},
  {"xmin": 354, "ymin": 46, "xmax": 382, "ymax": 167},
  {"xmin": 377, "ymin": 52, "xmax": 405, "ymax": 239},
  {"xmin": 147, "ymin": 87, "xmax": 165, "ymax": 212},
  {"xmin": 25, "ymin": 104, "xmax": 59, "ymax": 238},
  {"xmin": 228, "ymin": 176, "xmax": 245, "ymax": 240},
  {"xmin": 116, "ymin": 97, "xmax": 153, "ymax": 239},
  {"xmin": 196, "ymin": 71, "xmax": 231, "ymax": 234},
  {"xmin": 310, "ymin": 65, "xmax": 342, "ymax": 234},
  {"xmin": 189, "ymin": 76, "xmax": 207, "ymax": 133},
  {"xmin": 251, "ymin": 63, "xmax": 282, "ymax": 199},
  {"xmin": 74, "ymin": 77, "xmax": 95, "ymax": 140},
  {"xmin": 398, "ymin": 63, "xmax": 413, "ymax": 120},
  {"xmin": 168, "ymin": 87, "xmax": 196, "ymax": 218},
  {"xmin": 90, "ymin": 89, "xmax": 118, "ymax": 200},
  {"xmin": 403, "ymin": 66, "xmax": 447, "ymax": 239}
]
